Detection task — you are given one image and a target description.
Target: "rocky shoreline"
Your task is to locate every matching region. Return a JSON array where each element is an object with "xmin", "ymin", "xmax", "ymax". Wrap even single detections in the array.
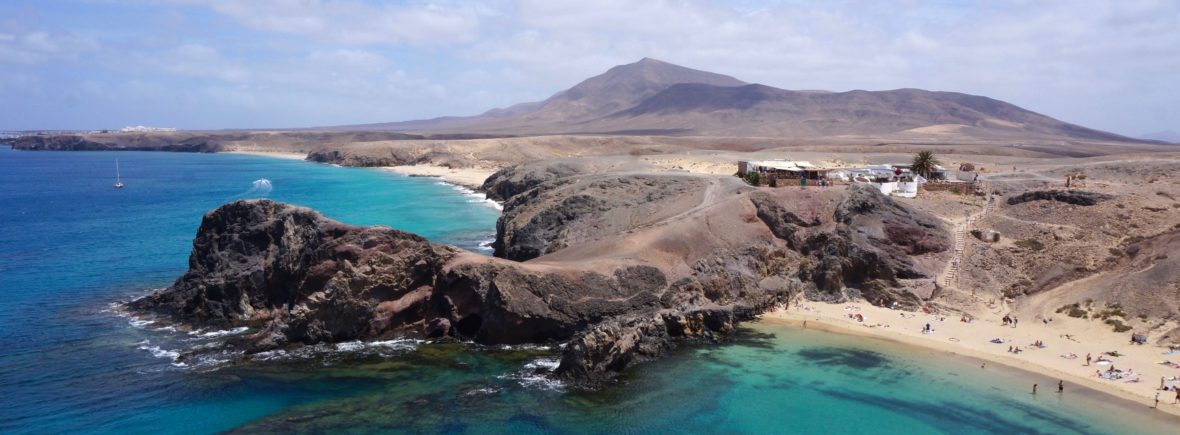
[{"xmin": 126, "ymin": 162, "xmax": 950, "ymax": 385}]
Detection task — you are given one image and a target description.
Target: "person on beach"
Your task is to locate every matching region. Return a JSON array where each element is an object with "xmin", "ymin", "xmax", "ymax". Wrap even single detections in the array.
[
  {"xmin": 1032, "ymin": 384, "xmax": 1037, "ymax": 395},
  {"xmin": 1155, "ymin": 392, "xmax": 1160, "ymax": 408},
  {"xmin": 1058, "ymin": 380, "xmax": 1064, "ymax": 393},
  {"xmin": 1086, "ymin": 353, "xmax": 1092, "ymax": 366},
  {"xmin": 1174, "ymin": 389, "xmax": 1179, "ymax": 404}
]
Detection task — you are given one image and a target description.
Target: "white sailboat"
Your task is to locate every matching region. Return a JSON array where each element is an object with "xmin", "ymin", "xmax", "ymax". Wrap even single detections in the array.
[{"xmin": 114, "ymin": 158, "xmax": 124, "ymax": 189}]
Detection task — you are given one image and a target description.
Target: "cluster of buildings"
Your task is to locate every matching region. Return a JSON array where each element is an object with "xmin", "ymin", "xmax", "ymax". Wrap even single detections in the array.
[
  {"xmin": 737, "ymin": 159, "xmax": 956, "ymax": 198},
  {"xmin": 120, "ymin": 125, "xmax": 177, "ymax": 133}
]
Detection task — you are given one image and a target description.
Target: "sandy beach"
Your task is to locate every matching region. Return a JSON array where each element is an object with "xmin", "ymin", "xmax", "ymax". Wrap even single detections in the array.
[
  {"xmin": 224, "ymin": 150, "xmax": 309, "ymax": 161},
  {"xmin": 379, "ymin": 165, "xmax": 497, "ymax": 191},
  {"xmin": 765, "ymin": 302, "xmax": 1180, "ymax": 417}
]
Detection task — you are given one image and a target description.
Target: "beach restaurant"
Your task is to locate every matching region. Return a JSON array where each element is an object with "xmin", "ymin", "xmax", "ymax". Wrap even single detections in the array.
[{"xmin": 737, "ymin": 160, "xmax": 832, "ymax": 183}]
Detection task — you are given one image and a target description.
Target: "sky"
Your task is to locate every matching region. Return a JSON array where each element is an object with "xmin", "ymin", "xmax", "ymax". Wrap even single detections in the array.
[{"xmin": 1, "ymin": 0, "xmax": 1177, "ymax": 136}]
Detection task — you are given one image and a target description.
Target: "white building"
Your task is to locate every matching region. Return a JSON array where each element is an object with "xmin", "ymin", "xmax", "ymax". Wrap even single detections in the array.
[{"xmin": 120, "ymin": 125, "xmax": 177, "ymax": 133}]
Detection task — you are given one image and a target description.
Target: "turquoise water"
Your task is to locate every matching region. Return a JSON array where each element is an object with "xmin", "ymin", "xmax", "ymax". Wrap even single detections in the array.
[{"xmin": 0, "ymin": 147, "xmax": 1172, "ymax": 434}]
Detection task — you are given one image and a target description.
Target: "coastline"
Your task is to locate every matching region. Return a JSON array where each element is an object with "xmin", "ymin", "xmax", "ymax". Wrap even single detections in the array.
[
  {"xmin": 763, "ymin": 302, "xmax": 1180, "ymax": 418},
  {"xmin": 378, "ymin": 165, "xmax": 497, "ymax": 191},
  {"xmin": 223, "ymin": 150, "xmax": 309, "ymax": 161}
]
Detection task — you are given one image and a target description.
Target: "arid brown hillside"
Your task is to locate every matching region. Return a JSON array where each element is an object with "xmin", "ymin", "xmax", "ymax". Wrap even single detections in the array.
[{"xmin": 328, "ymin": 58, "xmax": 1147, "ymax": 143}]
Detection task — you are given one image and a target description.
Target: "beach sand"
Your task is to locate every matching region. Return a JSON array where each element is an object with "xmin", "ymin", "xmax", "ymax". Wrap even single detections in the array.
[
  {"xmin": 379, "ymin": 165, "xmax": 497, "ymax": 191},
  {"xmin": 764, "ymin": 302, "xmax": 1180, "ymax": 417},
  {"xmin": 224, "ymin": 150, "xmax": 309, "ymax": 161}
]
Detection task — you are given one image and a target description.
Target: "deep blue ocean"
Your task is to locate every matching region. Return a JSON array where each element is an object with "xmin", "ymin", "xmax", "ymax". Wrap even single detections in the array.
[{"xmin": 0, "ymin": 147, "xmax": 1173, "ymax": 434}]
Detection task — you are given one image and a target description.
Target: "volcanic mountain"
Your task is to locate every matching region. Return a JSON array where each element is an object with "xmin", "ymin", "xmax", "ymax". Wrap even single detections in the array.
[{"xmin": 333, "ymin": 58, "xmax": 1137, "ymax": 142}]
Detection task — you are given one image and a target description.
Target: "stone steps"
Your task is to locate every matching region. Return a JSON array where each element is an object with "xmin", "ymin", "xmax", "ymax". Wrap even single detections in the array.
[{"xmin": 942, "ymin": 194, "xmax": 995, "ymax": 289}]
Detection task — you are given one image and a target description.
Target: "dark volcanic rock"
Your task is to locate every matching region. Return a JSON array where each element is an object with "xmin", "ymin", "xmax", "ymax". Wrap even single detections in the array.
[
  {"xmin": 1006, "ymin": 190, "xmax": 1114, "ymax": 206},
  {"xmin": 836, "ymin": 184, "xmax": 950, "ymax": 256},
  {"xmin": 494, "ymin": 192, "xmax": 607, "ymax": 261},
  {"xmin": 555, "ymin": 268, "xmax": 787, "ymax": 385},
  {"xmin": 481, "ymin": 162, "xmax": 584, "ymax": 202},
  {"xmin": 130, "ymin": 180, "xmax": 946, "ymax": 385},
  {"xmin": 129, "ymin": 199, "xmax": 797, "ymax": 384},
  {"xmin": 750, "ymin": 192, "xmax": 821, "ymax": 249},
  {"xmin": 752, "ymin": 185, "xmax": 948, "ymax": 308},
  {"xmin": 130, "ymin": 200, "xmax": 674, "ymax": 350},
  {"xmin": 306, "ymin": 149, "xmax": 424, "ymax": 167},
  {"xmin": 12, "ymin": 135, "xmax": 220, "ymax": 152},
  {"xmin": 493, "ymin": 175, "xmax": 706, "ymax": 261}
]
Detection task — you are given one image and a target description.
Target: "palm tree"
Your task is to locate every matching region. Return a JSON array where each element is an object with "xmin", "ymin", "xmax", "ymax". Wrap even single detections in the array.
[{"xmin": 911, "ymin": 151, "xmax": 941, "ymax": 179}]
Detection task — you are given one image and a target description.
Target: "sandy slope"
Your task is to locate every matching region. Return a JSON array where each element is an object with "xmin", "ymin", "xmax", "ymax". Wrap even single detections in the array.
[
  {"xmin": 224, "ymin": 150, "xmax": 308, "ymax": 161},
  {"xmin": 379, "ymin": 165, "xmax": 497, "ymax": 191}
]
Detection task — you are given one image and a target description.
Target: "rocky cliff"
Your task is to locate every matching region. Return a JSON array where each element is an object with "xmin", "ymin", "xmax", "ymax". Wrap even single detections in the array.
[
  {"xmin": 130, "ymin": 175, "xmax": 948, "ymax": 384},
  {"xmin": 12, "ymin": 134, "xmax": 221, "ymax": 152},
  {"xmin": 128, "ymin": 199, "xmax": 788, "ymax": 382}
]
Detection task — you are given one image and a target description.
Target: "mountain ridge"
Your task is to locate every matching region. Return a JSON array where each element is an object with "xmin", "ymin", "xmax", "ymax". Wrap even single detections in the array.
[{"xmin": 324, "ymin": 58, "xmax": 1145, "ymax": 143}]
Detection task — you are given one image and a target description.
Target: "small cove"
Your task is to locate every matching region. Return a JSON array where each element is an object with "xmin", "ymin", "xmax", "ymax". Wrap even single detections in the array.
[{"xmin": 0, "ymin": 147, "xmax": 1172, "ymax": 434}]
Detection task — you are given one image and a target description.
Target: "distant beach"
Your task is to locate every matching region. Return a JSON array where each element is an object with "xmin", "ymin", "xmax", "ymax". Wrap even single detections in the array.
[
  {"xmin": 223, "ymin": 150, "xmax": 309, "ymax": 161},
  {"xmin": 379, "ymin": 164, "xmax": 498, "ymax": 191}
]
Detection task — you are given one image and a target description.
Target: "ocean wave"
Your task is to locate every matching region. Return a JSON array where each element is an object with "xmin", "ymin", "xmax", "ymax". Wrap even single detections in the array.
[
  {"xmin": 494, "ymin": 343, "xmax": 554, "ymax": 352},
  {"xmin": 440, "ymin": 181, "xmax": 504, "ymax": 211},
  {"xmin": 499, "ymin": 357, "xmax": 565, "ymax": 391},
  {"xmin": 190, "ymin": 326, "xmax": 250, "ymax": 338},
  {"xmin": 252, "ymin": 338, "xmax": 426, "ymax": 363},
  {"xmin": 137, "ymin": 344, "xmax": 180, "ymax": 362},
  {"xmin": 472, "ymin": 237, "xmax": 496, "ymax": 253},
  {"xmin": 463, "ymin": 387, "xmax": 501, "ymax": 397}
]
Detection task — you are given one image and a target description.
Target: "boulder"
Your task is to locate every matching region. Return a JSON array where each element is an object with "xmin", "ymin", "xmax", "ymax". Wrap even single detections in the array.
[{"xmin": 1007, "ymin": 190, "xmax": 1114, "ymax": 206}]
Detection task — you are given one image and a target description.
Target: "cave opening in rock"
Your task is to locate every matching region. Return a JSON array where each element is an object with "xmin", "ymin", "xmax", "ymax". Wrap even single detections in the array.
[{"xmin": 456, "ymin": 314, "xmax": 483, "ymax": 338}]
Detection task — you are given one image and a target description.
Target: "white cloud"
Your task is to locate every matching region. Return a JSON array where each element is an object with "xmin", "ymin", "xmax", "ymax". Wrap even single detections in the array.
[
  {"xmin": 4, "ymin": 0, "xmax": 1178, "ymax": 133},
  {"xmin": 189, "ymin": 0, "xmax": 484, "ymax": 45},
  {"xmin": 463, "ymin": 0, "xmax": 1180, "ymax": 134},
  {"xmin": 0, "ymin": 30, "xmax": 100, "ymax": 64}
]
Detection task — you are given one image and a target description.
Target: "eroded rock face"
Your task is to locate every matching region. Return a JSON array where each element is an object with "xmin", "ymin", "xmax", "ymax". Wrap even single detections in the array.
[
  {"xmin": 1007, "ymin": 190, "xmax": 1114, "ymax": 206},
  {"xmin": 130, "ymin": 179, "xmax": 948, "ymax": 385},
  {"xmin": 481, "ymin": 162, "xmax": 585, "ymax": 202},
  {"xmin": 129, "ymin": 200, "xmax": 455, "ymax": 347},
  {"xmin": 306, "ymin": 149, "xmax": 423, "ymax": 167},
  {"xmin": 752, "ymin": 185, "xmax": 949, "ymax": 308},
  {"xmin": 129, "ymin": 200, "xmax": 789, "ymax": 383},
  {"xmin": 493, "ymin": 174, "xmax": 706, "ymax": 261},
  {"xmin": 12, "ymin": 135, "xmax": 220, "ymax": 152}
]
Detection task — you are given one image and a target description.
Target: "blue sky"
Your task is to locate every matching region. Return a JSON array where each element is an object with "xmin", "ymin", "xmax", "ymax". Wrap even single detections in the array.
[{"xmin": 1, "ymin": 0, "xmax": 1177, "ymax": 136}]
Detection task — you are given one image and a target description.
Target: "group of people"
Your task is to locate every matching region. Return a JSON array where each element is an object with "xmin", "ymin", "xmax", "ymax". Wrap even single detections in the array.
[
  {"xmin": 1154, "ymin": 390, "xmax": 1179, "ymax": 407},
  {"xmin": 1158, "ymin": 378, "xmax": 1180, "ymax": 408},
  {"xmin": 1001, "ymin": 314, "xmax": 1018, "ymax": 327},
  {"xmin": 1032, "ymin": 380, "xmax": 1065, "ymax": 395}
]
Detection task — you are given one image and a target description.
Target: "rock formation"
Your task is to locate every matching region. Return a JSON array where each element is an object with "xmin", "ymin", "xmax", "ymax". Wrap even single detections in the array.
[
  {"xmin": 11, "ymin": 134, "xmax": 221, "ymax": 152},
  {"xmin": 492, "ymin": 174, "xmax": 706, "ymax": 261},
  {"xmin": 130, "ymin": 174, "xmax": 949, "ymax": 385},
  {"xmin": 1007, "ymin": 190, "xmax": 1114, "ymax": 206}
]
